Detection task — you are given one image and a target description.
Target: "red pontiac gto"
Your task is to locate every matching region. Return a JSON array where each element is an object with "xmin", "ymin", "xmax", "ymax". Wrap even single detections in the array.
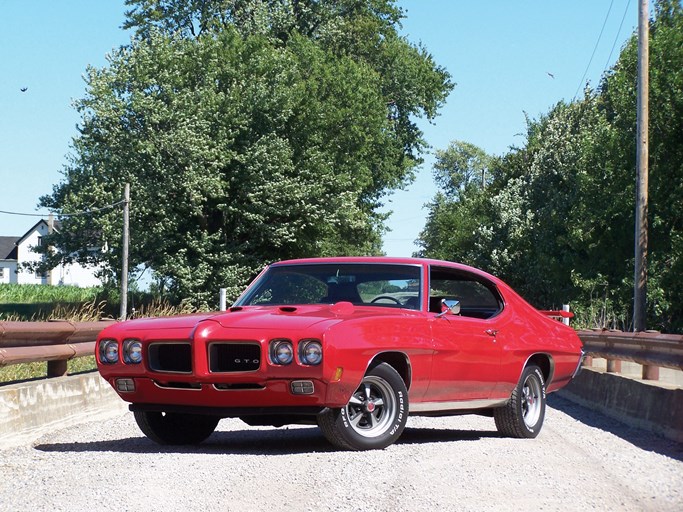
[{"xmin": 97, "ymin": 257, "xmax": 583, "ymax": 450}]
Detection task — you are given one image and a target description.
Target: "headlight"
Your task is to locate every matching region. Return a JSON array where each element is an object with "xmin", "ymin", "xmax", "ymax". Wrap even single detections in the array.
[
  {"xmin": 299, "ymin": 339, "xmax": 323, "ymax": 366},
  {"xmin": 270, "ymin": 339, "xmax": 294, "ymax": 365},
  {"xmin": 99, "ymin": 339, "xmax": 119, "ymax": 364},
  {"xmin": 123, "ymin": 339, "xmax": 143, "ymax": 364}
]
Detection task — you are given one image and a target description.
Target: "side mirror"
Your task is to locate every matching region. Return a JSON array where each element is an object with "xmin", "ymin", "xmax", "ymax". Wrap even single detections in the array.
[{"xmin": 437, "ymin": 299, "xmax": 460, "ymax": 317}]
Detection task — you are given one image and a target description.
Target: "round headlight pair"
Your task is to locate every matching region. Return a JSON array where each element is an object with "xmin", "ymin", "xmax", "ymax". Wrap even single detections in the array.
[
  {"xmin": 269, "ymin": 339, "xmax": 322, "ymax": 366},
  {"xmin": 99, "ymin": 339, "xmax": 142, "ymax": 364}
]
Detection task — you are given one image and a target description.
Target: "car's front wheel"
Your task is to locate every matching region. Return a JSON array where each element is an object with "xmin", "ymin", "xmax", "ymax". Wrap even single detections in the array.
[
  {"xmin": 317, "ymin": 363, "xmax": 408, "ymax": 450},
  {"xmin": 133, "ymin": 411, "xmax": 219, "ymax": 445},
  {"xmin": 494, "ymin": 364, "xmax": 546, "ymax": 438}
]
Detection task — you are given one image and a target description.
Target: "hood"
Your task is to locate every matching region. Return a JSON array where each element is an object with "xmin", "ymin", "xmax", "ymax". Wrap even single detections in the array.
[
  {"xmin": 101, "ymin": 303, "xmax": 417, "ymax": 338},
  {"xmin": 104, "ymin": 312, "xmax": 220, "ymax": 334},
  {"xmin": 211, "ymin": 304, "xmax": 349, "ymax": 331},
  {"xmin": 211, "ymin": 302, "xmax": 419, "ymax": 331}
]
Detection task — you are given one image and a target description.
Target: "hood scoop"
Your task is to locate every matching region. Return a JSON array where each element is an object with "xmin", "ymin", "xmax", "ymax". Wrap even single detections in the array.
[
  {"xmin": 329, "ymin": 301, "xmax": 355, "ymax": 316},
  {"xmin": 278, "ymin": 306, "xmax": 298, "ymax": 313}
]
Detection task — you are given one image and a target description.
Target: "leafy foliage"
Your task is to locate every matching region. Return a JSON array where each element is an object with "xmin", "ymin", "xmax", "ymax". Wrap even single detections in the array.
[
  {"xmin": 39, "ymin": 1, "xmax": 452, "ymax": 307},
  {"xmin": 418, "ymin": 0, "xmax": 683, "ymax": 332}
]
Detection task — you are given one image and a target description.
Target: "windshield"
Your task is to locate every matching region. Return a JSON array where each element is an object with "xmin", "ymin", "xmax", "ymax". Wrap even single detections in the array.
[{"xmin": 235, "ymin": 263, "xmax": 422, "ymax": 310}]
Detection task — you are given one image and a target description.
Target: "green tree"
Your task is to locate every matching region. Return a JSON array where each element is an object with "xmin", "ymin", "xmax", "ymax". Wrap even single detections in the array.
[
  {"xmin": 39, "ymin": 1, "xmax": 452, "ymax": 307},
  {"xmin": 432, "ymin": 141, "xmax": 493, "ymax": 198},
  {"xmin": 416, "ymin": 141, "xmax": 494, "ymax": 261},
  {"xmin": 419, "ymin": 0, "xmax": 683, "ymax": 332}
]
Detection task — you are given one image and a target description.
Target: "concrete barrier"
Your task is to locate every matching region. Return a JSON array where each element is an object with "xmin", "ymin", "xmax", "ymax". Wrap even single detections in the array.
[
  {"xmin": 0, "ymin": 372, "xmax": 128, "ymax": 450},
  {"xmin": 558, "ymin": 367, "xmax": 683, "ymax": 443}
]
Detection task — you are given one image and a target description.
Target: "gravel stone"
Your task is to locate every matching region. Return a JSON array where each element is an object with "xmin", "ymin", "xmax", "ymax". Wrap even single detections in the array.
[{"xmin": 1, "ymin": 395, "xmax": 681, "ymax": 512}]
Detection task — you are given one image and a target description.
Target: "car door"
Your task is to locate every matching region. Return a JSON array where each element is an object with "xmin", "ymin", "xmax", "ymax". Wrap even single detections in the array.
[
  {"xmin": 423, "ymin": 266, "xmax": 505, "ymax": 401},
  {"xmin": 426, "ymin": 314, "xmax": 502, "ymax": 401}
]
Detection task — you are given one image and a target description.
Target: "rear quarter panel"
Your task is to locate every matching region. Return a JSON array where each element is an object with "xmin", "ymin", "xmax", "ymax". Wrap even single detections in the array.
[{"xmin": 492, "ymin": 283, "xmax": 583, "ymax": 397}]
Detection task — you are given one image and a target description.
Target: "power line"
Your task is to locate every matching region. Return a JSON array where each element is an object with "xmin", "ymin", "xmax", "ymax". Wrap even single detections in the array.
[
  {"xmin": 574, "ymin": 0, "xmax": 615, "ymax": 100},
  {"xmin": 0, "ymin": 200, "xmax": 125, "ymax": 218},
  {"xmin": 603, "ymin": 0, "xmax": 633, "ymax": 74}
]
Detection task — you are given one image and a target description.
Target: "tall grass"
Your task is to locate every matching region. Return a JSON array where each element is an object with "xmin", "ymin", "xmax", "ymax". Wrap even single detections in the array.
[{"xmin": 0, "ymin": 283, "xmax": 103, "ymax": 303}]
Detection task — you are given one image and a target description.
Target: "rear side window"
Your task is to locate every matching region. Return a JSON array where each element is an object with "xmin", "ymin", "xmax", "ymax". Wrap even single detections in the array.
[{"xmin": 429, "ymin": 266, "xmax": 503, "ymax": 319}]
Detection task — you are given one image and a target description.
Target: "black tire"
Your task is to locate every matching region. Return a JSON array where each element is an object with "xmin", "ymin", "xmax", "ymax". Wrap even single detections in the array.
[
  {"xmin": 133, "ymin": 411, "xmax": 219, "ymax": 445},
  {"xmin": 494, "ymin": 364, "xmax": 546, "ymax": 438},
  {"xmin": 317, "ymin": 363, "xmax": 408, "ymax": 450}
]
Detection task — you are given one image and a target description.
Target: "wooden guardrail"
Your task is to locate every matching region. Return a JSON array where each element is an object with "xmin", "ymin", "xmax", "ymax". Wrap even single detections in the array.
[
  {"xmin": 0, "ymin": 321, "xmax": 681, "ymax": 381},
  {"xmin": 0, "ymin": 320, "xmax": 116, "ymax": 377}
]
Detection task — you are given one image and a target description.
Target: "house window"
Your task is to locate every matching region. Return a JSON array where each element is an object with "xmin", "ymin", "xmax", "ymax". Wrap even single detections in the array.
[
  {"xmin": 0, "ymin": 267, "xmax": 5, "ymax": 278},
  {"xmin": 36, "ymin": 270, "xmax": 47, "ymax": 279},
  {"xmin": 37, "ymin": 236, "xmax": 43, "ymax": 246}
]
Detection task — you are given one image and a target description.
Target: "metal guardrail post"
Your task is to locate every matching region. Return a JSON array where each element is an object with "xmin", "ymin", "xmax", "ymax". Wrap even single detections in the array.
[
  {"xmin": 562, "ymin": 304, "xmax": 570, "ymax": 326},
  {"xmin": 606, "ymin": 359, "xmax": 622, "ymax": 373},
  {"xmin": 219, "ymin": 288, "xmax": 227, "ymax": 311},
  {"xmin": 642, "ymin": 364, "xmax": 659, "ymax": 380},
  {"xmin": 48, "ymin": 360, "xmax": 68, "ymax": 378}
]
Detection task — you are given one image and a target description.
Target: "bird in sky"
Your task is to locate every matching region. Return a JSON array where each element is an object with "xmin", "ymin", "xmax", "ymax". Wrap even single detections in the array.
[
  {"xmin": 20, "ymin": 87, "xmax": 28, "ymax": 92},
  {"xmin": 546, "ymin": 72, "xmax": 555, "ymax": 79}
]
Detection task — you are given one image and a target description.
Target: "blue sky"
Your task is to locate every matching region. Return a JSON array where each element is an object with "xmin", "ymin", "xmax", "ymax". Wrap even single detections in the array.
[{"xmin": 1, "ymin": 0, "xmax": 640, "ymax": 256}]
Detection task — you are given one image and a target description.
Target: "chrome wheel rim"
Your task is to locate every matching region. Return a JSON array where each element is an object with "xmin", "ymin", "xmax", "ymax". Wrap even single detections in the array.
[
  {"xmin": 521, "ymin": 374, "xmax": 542, "ymax": 428},
  {"xmin": 344, "ymin": 375, "xmax": 396, "ymax": 438}
]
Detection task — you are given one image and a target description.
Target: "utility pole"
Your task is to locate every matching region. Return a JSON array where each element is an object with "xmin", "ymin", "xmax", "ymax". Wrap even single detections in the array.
[
  {"xmin": 633, "ymin": 0, "xmax": 649, "ymax": 334},
  {"xmin": 120, "ymin": 183, "xmax": 130, "ymax": 321}
]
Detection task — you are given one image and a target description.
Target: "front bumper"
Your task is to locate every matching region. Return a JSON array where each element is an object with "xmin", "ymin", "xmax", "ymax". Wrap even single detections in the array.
[{"xmin": 107, "ymin": 376, "xmax": 330, "ymax": 409}]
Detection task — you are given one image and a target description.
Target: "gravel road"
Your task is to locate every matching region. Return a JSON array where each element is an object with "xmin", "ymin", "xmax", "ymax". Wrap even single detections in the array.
[{"xmin": 1, "ymin": 395, "xmax": 681, "ymax": 512}]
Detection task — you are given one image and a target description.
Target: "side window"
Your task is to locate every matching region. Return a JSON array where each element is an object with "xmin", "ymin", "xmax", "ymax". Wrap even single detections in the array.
[
  {"xmin": 357, "ymin": 279, "xmax": 420, "ymax": 309},
  {"xmin": 429, "ymin": 267, "xmax": 502, "ymax": 319}
]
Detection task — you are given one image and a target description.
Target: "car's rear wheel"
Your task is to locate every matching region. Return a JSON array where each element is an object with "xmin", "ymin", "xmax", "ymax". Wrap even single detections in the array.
[
  {"xmin": 133, "ymin": 411, "xmax": 219, "ymax": 445},
  {"xmin": 317, "ymin": 363, "xmax": 408, "ymax": 450},
  {"xmin": 494, "ymin": 364, "xmax": 546, "ymax": 438}
]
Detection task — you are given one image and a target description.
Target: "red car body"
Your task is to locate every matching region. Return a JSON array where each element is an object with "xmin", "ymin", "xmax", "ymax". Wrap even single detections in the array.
[{"xmin": 97, "ymin": 257, "xmax": 583, "ymax": 450}]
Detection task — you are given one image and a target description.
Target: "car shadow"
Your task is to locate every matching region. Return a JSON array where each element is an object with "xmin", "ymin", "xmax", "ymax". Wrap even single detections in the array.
[
  {"xmin": 34, "ymin": 427, "xmax": 335, "ymax": 455},
  {"xmin": 548, "ymin": 394, "xmax": 683, "ymax": 462},
  {"xmin": 397, "ymin": 426, "xmax": 498, "ymax": 445},
  {"xmin": 33, "ymin": 425, "xmax": 497, "ymax": 455}
]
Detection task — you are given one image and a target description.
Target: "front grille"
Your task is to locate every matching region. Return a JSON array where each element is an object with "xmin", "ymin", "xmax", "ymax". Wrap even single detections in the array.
[
  {"xmin": 209, "ymin": 342, "xmax": 261, "ymax": 372},
  {"xmin": 148, "ymin": 342, "xmax": 192, "ymax": 373}
]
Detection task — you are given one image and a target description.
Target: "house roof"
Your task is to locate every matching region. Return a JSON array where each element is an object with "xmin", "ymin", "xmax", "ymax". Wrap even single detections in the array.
[
  {"xmin": 15, "ymin": 218, "xmax": 61, "ymax": 246},
  {"xmin": 1, "ymin": 218, "xmax": 63, "ymax": 261},
  {"xmin": 0, "ymin": 236, "xmax": 19, "ymax": 260}
]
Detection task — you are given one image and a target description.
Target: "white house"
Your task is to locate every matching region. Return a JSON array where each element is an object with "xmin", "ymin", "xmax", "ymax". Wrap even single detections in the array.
[{"xmin": 0, "ymin": 219, "xmax": 102, "ymax": 287}]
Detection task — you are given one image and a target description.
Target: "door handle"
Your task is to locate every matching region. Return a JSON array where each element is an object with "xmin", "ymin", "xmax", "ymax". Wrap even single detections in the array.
[{"xmin": 485, "ymin": 329, "xmax": 498, "ymax": 337}]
